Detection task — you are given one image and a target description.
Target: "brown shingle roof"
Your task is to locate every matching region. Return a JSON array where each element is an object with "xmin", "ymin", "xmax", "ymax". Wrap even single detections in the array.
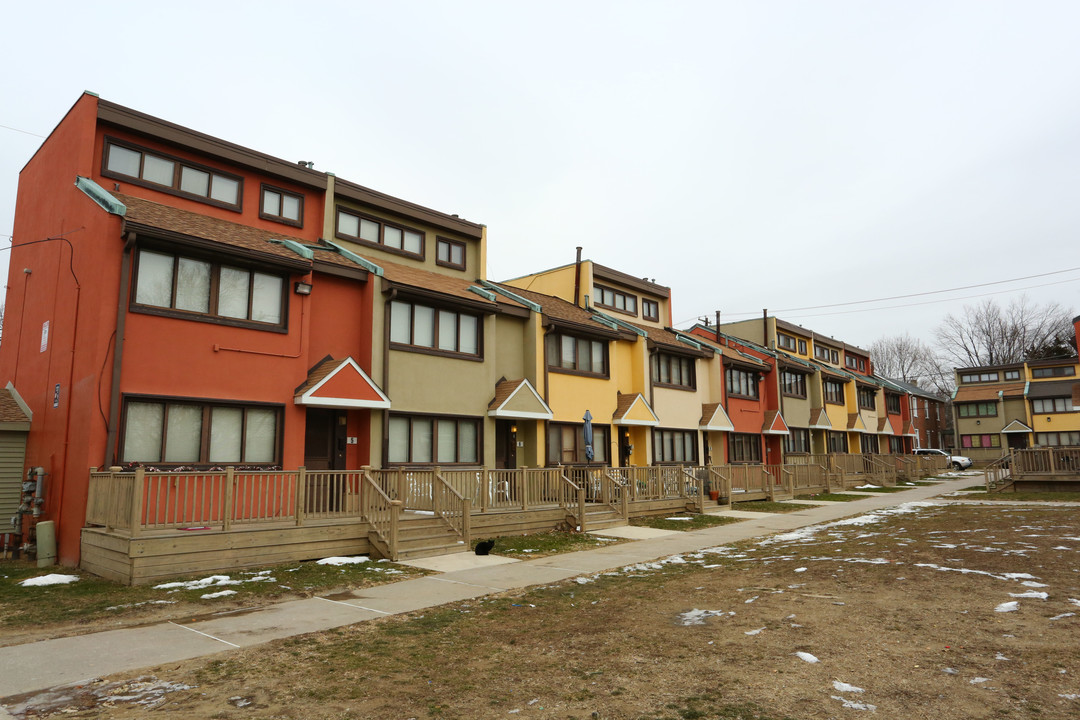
[
  {"xmin": 623, "ymin": 321, "xmax": 712, "ymax": 356},
  {"xmin": 489, "ymin": 379, "xmax": 525, "ymax": 410},
  {"xmin": 494, "ymin": 284, "xmax": 624, "ymax": 335},
  {"xmin": 953, "ymin": 382, "xmax": 1026, "ymax": 402},
  {"xmin": 294, "ymin": 356, "xmax": 340, "ymax": 396},
  {"xmin": 376, "ymin": 258, "xmax": 525, "ymax": 308},
  {"xmin": 0, "ymin": 389, "xmax": 29, "ymax": 424},
  {"xmin": 115, "ymin": 193, "xmax": 311, "ymax": 268}
]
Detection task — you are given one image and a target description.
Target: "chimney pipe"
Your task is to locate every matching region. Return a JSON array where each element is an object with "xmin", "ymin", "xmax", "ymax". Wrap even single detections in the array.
[{"xmin": 573, "ymin": 246, "xmax": 583, "ymax": 307}]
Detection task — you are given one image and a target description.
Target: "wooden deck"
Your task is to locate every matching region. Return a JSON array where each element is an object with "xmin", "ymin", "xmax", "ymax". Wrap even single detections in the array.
[
  {"xmin": 984, "ymin": 447, "xmax": 1080, "ymax": 492},
  {"xmin": 81, "ymin": 454, "xmax": 946, "ymax": 585}
]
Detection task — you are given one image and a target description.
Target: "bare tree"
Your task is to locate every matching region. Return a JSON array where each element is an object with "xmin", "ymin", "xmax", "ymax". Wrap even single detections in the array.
[
  {"xmin": 870, "ymin": 333, "xmax": 934, "ymax": 383},
  {"xmin": 870, "ymin": 332, "xmax": 954, "ymax": 396},
  {"xmin": 934, "ymin": 297, "xmax": 1075, "ymax": 368}
]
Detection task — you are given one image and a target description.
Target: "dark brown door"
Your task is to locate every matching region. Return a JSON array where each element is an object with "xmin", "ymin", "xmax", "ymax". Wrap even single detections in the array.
[
  {"xmin": 304, "ymin": 408, "xmax": 347, "ymax": 470},
  {"xmin": 1007, "ymin": 433, "xmax": 1028, "ymax": 450},
  {"xmin": 495, "ymin": 420, "xmax": 517, "ymax": 469}
]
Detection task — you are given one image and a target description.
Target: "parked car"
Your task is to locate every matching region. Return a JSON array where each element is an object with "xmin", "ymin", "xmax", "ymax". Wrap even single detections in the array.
[{"xmin": 913, "ymin": 448, "xmax": 973, "ymax": 471}]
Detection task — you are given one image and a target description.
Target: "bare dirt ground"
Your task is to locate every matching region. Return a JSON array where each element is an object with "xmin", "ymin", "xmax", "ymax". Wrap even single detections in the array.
[{"xmin": 6, "ymin": 499, "xmax": 1080, "ymax": 720}]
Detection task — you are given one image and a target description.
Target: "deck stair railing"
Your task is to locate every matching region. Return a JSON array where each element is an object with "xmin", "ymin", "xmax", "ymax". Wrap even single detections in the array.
[
  {"xmin": 601, "ymin": 469, "xmax": 629, "ymax": 521},
  {"xmin": 706, "ymin": 465, "xmax": 732, "ymax": 508},
  {"xmin": 361, "ymin": 468, "xmax": 400, "ymax": 560},
  {"xmin": 868, "ymin": 456, "xmax": 897, "ymax": 486},
  {"xmin": 983, "ymin": 454, "xmax": 1013, "ymax": 492},
  {"xmin": 432, "ymin": 469, "xmax": 471, "ymax": 546}
]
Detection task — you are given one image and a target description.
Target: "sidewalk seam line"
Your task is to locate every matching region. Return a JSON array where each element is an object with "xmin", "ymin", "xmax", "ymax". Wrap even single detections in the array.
[
  {"xmin": 315, "ymin": 596, "xmax": 392, "ymax": 614},
  {"xmin": 168, "ymin": 621, "xmax": 241, "ymax": 648},
  {"xmin": 428, "ymin": 576, "xmax": 507, "ymax": 590}
]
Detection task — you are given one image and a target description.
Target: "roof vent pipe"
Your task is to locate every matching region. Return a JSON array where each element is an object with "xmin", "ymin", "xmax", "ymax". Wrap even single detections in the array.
[{"xmin": 574, "ymin": 246, "xmax": 583, "ymax": 307}]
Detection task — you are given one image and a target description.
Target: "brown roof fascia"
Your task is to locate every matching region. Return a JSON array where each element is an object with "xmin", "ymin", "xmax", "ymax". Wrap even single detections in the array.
[
  {"xmin": 1026, "ymin": 356, "xmax": 1079, "ymax": 368},
  {"xmin": 591, "ymin": 263, "xmax": 670, "ymax": 297},
  {"xmin": 956, "ymin": 361, "xmax": 1025, "ymax": 373},
  {"xmin": 543, "ymin": 315, "xmax": 625, "ymax": 341},
  {"xmin": 126, "ymin": 220, "xmax": 311, "ymax": 272},
  {"xmin": 384, "ymin": 280, "xmax": 499, "ymax": 315},
  {"xmin": 97, "ymin": 99, "xmax": 328, "ymax": 190},
  {"xmin": 313, "ymin": 259, "xmax": 369, "ymax": 282},
  {"xmin": 334, "ymin": 177, "xmax": 483, "ymax": 239}
]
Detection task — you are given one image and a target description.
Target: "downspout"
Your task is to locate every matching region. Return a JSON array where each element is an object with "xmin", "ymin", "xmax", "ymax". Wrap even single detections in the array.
[
  {"xmin": 381, "ymin": 285, "xmax": 396, "ymax": 466},
  {"xmin": 105, "ymin": 231, "xmax": 136, "ymax": 465},
  {"xmin": 762, "ymin": 308, "xmax": 768, "ymax": 346},
  {"xmin": 573, "ymin": 246, "xmax": 582, "ymax": 307}
]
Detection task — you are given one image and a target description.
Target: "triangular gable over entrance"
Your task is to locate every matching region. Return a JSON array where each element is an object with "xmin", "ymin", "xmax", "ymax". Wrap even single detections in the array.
[
  {"xmin": 902, "ymin": 419, "xmax": 917, "ymax": 438},
  {"xmin": 612, "ymin": 393, "xmax": 660, "ymax": 426},
  {"xmin": 762, "ymin": 410, "xmax": 790, "ymax": 435},
  {"xmin": 1002, "ymin": 419, "xmax": 1033, "ymax": 433},
  {"xmin": 847, "ymin": 413, "xmax": 868, "ymax": 434},
  {"xmin": 488, "ymin": 378, "xmax": 553, "ymax": 419},
  {"xmin": 877, "ymin": 416, "xmax": 899, "ymax": 436},
  {"xmin": 295, "ymin": 357, "xmax": 391, "ymax": 409},
  {"xmin": 699, "ymin": 403, "xmax": 734, "ymax": 432},
  {"xmin": 809, "ymin": 408, "xmax": 832, "ymax": 430}
]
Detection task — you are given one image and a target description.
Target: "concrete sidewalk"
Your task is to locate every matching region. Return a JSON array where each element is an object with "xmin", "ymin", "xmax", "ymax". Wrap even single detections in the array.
[{"xmin": 0, "ymin": 477, "xmax": 975, "ymax": 703}]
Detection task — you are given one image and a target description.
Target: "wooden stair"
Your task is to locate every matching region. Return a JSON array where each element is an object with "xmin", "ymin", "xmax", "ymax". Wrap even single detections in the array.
[
  {"xmin": 393, "ymin": 513, "xmax": 469, "ymax": 560},
  {"xmin": 583, "ymin": 505, "xmax": 626, "ymax": 531}
]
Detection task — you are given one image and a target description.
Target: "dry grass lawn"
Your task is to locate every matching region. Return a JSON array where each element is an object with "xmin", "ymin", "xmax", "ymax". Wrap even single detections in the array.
[{"xmin": 6, "ymin": 500, "xmax": 1080, "ymax": 719}]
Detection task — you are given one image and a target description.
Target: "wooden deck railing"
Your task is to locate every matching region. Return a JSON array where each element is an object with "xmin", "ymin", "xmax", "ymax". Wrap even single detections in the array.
[
  {"xmin": 86, "ymin": 453, "xmax": 951, "ymax": 541},
  {"xmin": 361, "ymin": 468, "xmax": 399, "ymax": 560},
  {"xmin": 1011, "ymin": 447, "xmax": 1080, "ymax": 475}
]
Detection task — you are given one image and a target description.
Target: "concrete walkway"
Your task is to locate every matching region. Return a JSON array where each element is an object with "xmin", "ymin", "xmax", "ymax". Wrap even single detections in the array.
[{"xmin": 0, "ymin": 477, "xmax": 977, "ymax": 704}]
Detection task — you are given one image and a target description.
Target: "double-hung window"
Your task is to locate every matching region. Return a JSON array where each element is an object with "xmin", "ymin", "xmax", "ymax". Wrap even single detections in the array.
[
  {"xmin": 886, "ymin": 394, "xmax": 902, "ymax": 414},
  {"xmin": 729, "ymin": 433, "xmax": 762, "ymax": 463},
  {"xmin": 1032, "ymin": 397, "xmax": 1074, "ymax": 414},
  {"xmin": 435, "ymin": 237, "xmax": 466, "ymax": 270},
  {"xmin": 958, "ymin": 402, "xmax": 997, "ymax": 417},
  {"xmin": 593, "ymin": 284, "xmax": 637, "ymax": 315},
  {"xmin": 857, "ymin": 387, "xmax": 876, "ymax": 410},
  {"xmin": 389, "ymin": 300, "xmax": 480, "ymax": 357},
  {"xmin": 133, "ymin": 248, "xmax": 285, "ymax": 327},
  {"xmin": 783, "ymin": 428, "xmax": 811, "ymax": 454},
  {"xmin": 642, "ymin": 299, "xmax": 660, "ymax": 322},
  {"xmin": 547, "ymin": 423, "xmax": 608, "ymax": 465},
  {"xmin": 1032, "ymin": 366, "xmax": 1076, "ymax": 379}
]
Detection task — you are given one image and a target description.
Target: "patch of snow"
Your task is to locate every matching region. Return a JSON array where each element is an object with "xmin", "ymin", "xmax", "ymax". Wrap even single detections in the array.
[
  {"xmin": 995, "ymin": 653, "xmax": 1009, "ymax": 661},
  {"xmin": 995, "ymin": 601, "xmax": 1019, "ymax": 613},
  {"xmin": 1050, "ymin": 613, "xmax": 1076, "ymax": 620},
  {"xmin": 18, "ymin": 574, "xmax": 79, "ymax": 587},
  {"xmin": 970, "ymin": 677, "xmax": 989, "ymax": 684},
  {"xmin": 316, "ymin": 556, "xmax": 370, "ymax": 566},
  {"xmin": 1069, "ymin": 598, "xmax": 1080, "ymax": 607},
  {"xmin": 745, "ymin": 596, "xmax": 758, "ymax": 604},
  {"xmin": 1009, "ymin": 591, "xmax": 1048, "ymax": 600},
  {"xmin": 795, "ymin": 651, "xmax": 820, "ymax": 663},
  {"xmin": 201, "ymin": 589, "xmax": 237, "ymax": 599},
  {"xmin": 1021, "ymin": 581, "xmax": 1049, "ymax": 588},
  {"xmin": 745, "ymin": 627, "xmax": 765, "ymax": 635},
  {"xmin": 942, "ymin": 668, "xmax": 959, "ymax": 675},
  {"xmin": 1059, "ymin": 694, "xmax": 1080, "ymax": 700},
  {"xmin": 831, "ymin": 696, "xmax": 876, "ymax": 711},
  {"xmin": 154, "ymin": 575, "xmax": 239, "ymax": 591},
  {"xmin": 794, "ymin": 567, "xmax": 807, "ymax": 573},
  {"xmin": 665, "ymin": 516, "xmax": 693, "ymax": 521},
  {"xmin": 678, "ymin": 609, "xmax": 732, "ymax": 626},
  {"xmin": 833, "ymin": 681, "xmax": 865, "ymax": 693},
  {"xmin": 574, "ymin": 577, "xmax": 594, "ymax": 584}
]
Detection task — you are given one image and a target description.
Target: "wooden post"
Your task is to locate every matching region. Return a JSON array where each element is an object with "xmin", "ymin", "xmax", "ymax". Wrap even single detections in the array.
[
  {"xmin": 480, "ymin": 468, "xmax": 489, "ymax": 512},
  {"xmin": 521, "ymin": 470, "xmax": 530, "ymax": 512},
  {"xmin": 396, "ymin": 467, "xmax": 405, "ymax": 506},
  {"xmin": 223, "ymin": 466, "xmax": 235, "ymax": 532},
  {"xmin": 295, "ymin": 466, "xmax": 306, "ymax": 527},
  {"xmin": 432, "ymin": 467, "xmax": 441, "ymax": 516},
  {"xmin": 577, "ymin": 487, "xmax": 587, "ymax": 533},
  {"xmin": 389, "ymin": 499, "xmax": 402, "ymax": 561},
  {"xmin": 129, "ymin": 466, "xmax": 145, "ymax": 538},
  {"xmin": 462, "ymin": 497, "xmax": 472, "ymax": 548}
]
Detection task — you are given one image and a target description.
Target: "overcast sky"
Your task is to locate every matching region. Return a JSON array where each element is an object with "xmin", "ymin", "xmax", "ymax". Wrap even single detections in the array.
[{"xmin": 2, "ymin": 1, "xmax": 1078, "ymax": 350}]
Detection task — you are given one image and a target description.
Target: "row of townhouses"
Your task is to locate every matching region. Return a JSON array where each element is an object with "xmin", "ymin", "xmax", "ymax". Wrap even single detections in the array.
[
  {"xmin": 951, "ymin": 357, "xmax": 1080, "ymax": 463},
  {"xmin": 0, "ymin": 94, "xmax": 1072, "ymax": 567}
]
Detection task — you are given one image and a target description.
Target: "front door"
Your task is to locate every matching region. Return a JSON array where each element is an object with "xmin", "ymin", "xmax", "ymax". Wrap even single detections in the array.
[
  {"xmin": 1007, "ymin": 433, "xmax": 1028, "ymax": 450},
  {"xmin": 304, "ymin": 408, "xmax": 347, "ymax": 470},
  {"xmin": 495, "ymin": 420, "xmax": 517, "ymax": 469}
]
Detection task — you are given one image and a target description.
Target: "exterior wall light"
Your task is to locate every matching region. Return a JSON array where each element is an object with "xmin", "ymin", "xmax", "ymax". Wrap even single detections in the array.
[{"xmin": 294, "ymin": 281, "xmax": 313, "ymax": 295}]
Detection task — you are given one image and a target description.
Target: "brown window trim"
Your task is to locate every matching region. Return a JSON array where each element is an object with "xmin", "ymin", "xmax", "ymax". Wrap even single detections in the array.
[
  {"xmin": 782, "ymin": 391, "xmax": 808, "ymax": 399},
  {"xmin": 384, "ymin": 412, "xmax": 483, "ymax": 466},
  {"xmin": 642, "ymin": 299, "xmax": 660, "ymax": 322},
  {"xmin": 435, "ymin": 236, "xmax": 467, "ymax": 270},
  {"xmin": 389, "ymin": 342, "xmax": 485, "ymax": 362},
  {"xmin": 102, "ymin": 136, "xmax": 244, "ymax": 213},
  {"xmin": 593, "ymin": 283, "xmax": 638, "ymax": 317},
  {"xmin": 119, "ymin": 394, "xmax": 283, "ymax": 467},
  {"xmin": 129, "ymin": 247, "xmax": 289, "ymax": 332},
  {"xmin": 259, "ymin": 183, "xmax": 304, "ymax": 228},
  {"xmin": 654, "ymin": 382, "xmax": 697, "ymax": 392},
  {"xmin": 1030, "ymin": 399, "xmax": 1074, "ymax": 414},
  {"xmin": 335, "ymin": 205, "xmax": 426, "ymax": 260},
  {"xmin": 548, "ymin": 366, "xmax": 609, "ymax": 380}
]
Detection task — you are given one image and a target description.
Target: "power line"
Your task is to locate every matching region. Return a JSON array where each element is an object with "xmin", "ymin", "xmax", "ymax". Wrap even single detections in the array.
[
  {"xmin": 0, "ymin": 122, "xmax": 46, "ymax": 139},
  {"xmin": 676, "ymin": 266, "xmax": 1080, "ymax": 327}
]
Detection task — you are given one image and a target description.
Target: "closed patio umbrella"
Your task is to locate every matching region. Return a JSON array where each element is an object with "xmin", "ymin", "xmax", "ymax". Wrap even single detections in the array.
[{"xmin": 583, "ymin": 410, "xmax": 594, "ymax": 463}]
